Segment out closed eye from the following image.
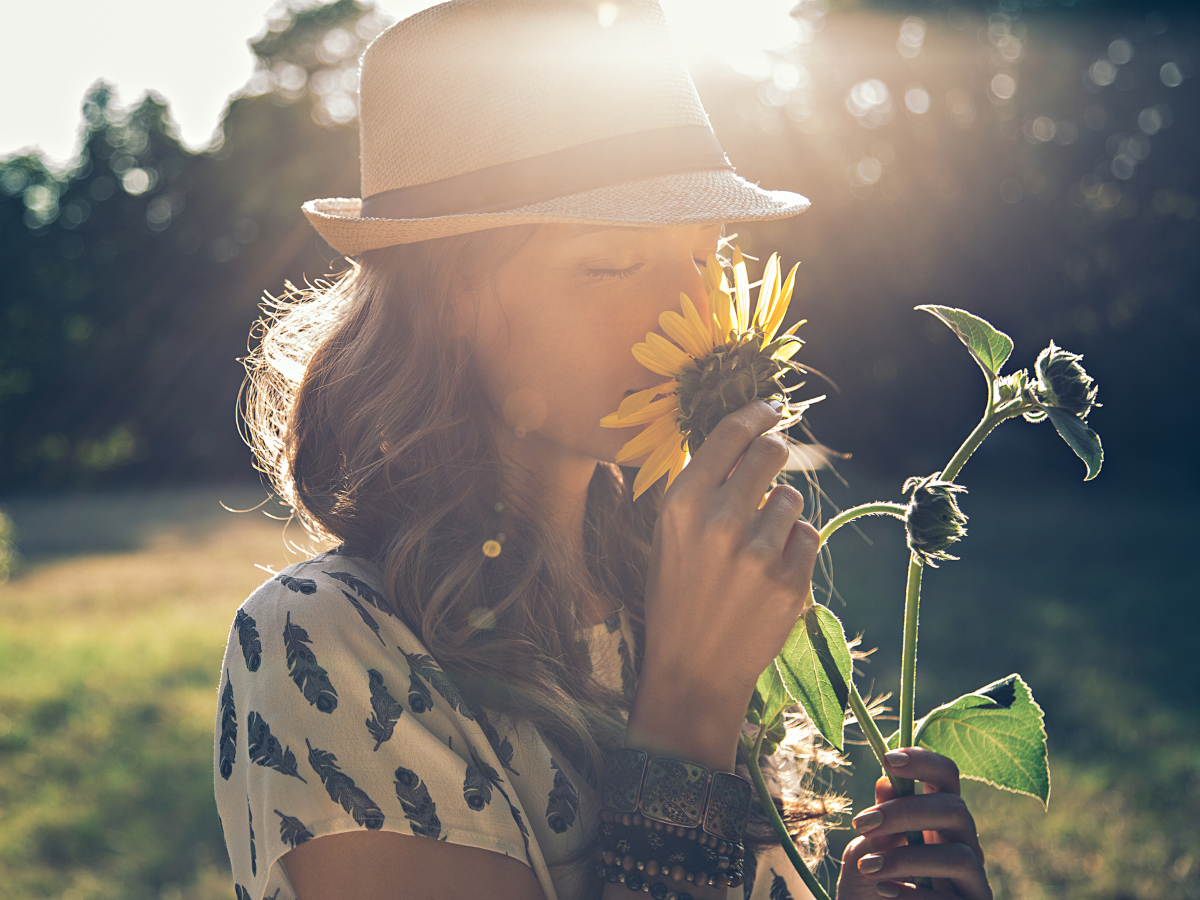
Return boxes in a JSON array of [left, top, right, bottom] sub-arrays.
[[585, 263, 644, 280]]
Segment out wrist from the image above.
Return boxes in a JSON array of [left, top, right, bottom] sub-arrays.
[[626, 665, 750, 771]]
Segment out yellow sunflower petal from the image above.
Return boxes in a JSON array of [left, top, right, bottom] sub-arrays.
[[602, 394, 679, 428], [754, 253, 780, 331], [731, 246, 751, 332], [703, 254, 726, 298], [711, 287, 734, 342], [764, 262, 800, 341], [679, 292, 715, 353], [631, 428, 682, 500], [601, 380, 677, 424], [665, 443, 689, 491], [659, 310, 710, 359], [773, 339, 803, 361], [632, 332, 691, 376], [782, 318, 807, 337], [614, 413, 680, 464]]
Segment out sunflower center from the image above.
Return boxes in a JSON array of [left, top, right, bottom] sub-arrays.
[[675, 330, 795, 454]]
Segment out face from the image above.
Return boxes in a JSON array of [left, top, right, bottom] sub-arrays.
[[458, 223, 722, 474]]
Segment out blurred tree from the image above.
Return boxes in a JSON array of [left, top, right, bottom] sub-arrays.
[[0, 0, 384, 490]]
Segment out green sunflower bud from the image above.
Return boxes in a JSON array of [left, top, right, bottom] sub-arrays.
[[902, 473, 968, 567], [1032, 340, 1099, 419], [994, 369, 1027, 405]]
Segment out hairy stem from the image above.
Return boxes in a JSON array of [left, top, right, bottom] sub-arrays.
[[847, 681, 902, 795], [817, 502, 907, 545], [896, 554, 927, 850], [742, 730, 833, 900]]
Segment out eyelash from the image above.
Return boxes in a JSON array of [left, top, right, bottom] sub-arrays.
[[584, 259, 708, 280]]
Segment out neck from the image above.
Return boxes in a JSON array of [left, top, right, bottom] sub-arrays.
[[494, 430, 616, 624]]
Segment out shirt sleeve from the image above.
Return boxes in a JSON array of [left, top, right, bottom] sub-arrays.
[[213, 558, 534, 900]]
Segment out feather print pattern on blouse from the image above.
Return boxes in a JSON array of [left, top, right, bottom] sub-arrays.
[[235, 885, 251, 900], [545, 759, 579, 834], [393, 766, 442, 839], [341, 589, 385, 645], [324, 570, 390, 612], [218, 671, 237, 780], [247, 798, 257, 876], [234, 609, 262, 672], [247, 711, 308, 782], [275, 810, 314, 849], [406, 669, 433, 713], [276, 574, 317, 594], [306, 739, 385, 829], [743, 848, 758, 900], [365, 669, 405, 751], [476, 709, 518, 775], [283, 611, 338, 713], [400, 649, 475, 721], [462, 752, 497, 811], [769, 869, 794, 900]]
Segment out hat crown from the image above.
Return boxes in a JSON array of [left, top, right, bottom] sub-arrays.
[[358, 0, 712, 198]]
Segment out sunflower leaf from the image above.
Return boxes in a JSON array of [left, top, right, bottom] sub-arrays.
[[886, 674, 1049, 806], [917, 305, 1013, 382], [776, 603, 852, 751], [1042, 407, 1103, 481]]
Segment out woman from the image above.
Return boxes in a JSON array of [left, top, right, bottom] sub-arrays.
[[215, 2, 993, 899]]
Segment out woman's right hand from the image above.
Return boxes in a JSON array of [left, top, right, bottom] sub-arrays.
[[627, 399, 820, 771]]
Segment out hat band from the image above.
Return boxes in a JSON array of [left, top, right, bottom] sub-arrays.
[[360, 124, 731, 220]]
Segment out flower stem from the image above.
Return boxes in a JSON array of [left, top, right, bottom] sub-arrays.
[[817, 502, 907, 545], [896, 554, 926, 850], [846, 680, 902, 794], [742, 730, 833, 900]]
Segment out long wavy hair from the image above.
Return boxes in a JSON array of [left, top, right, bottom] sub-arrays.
[[242, 225, 845, 871]]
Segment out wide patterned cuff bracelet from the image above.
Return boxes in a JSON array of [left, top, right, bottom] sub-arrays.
[[601, 749, 753, 843]]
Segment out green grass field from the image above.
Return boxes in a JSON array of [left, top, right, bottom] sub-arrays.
[[0, 482, 1196, 899]]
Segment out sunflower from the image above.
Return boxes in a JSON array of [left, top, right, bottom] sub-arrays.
[[601, 248, 820, 500]]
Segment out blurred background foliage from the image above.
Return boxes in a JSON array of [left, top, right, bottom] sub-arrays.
[[1, 0, 1197, 898]]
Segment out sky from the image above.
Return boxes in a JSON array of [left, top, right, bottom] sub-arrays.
[[3, 0, 803, 166]]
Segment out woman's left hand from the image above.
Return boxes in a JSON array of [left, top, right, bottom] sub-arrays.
[[837, 748, 992, 899]]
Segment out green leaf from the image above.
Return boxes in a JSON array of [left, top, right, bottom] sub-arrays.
[[1042, 406, 1103, 481], [776, 604, 853, 750], [755, 662, 790, 725], [917, 305, 1014, 381], [892, 674, 1050, 806]]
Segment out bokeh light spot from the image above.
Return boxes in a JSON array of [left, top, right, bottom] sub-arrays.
[[482, 540, 502, 558], [1107, 38, 1133, 65], [1160, 62, 1183, 87], [1089, 58, 1117, 87], [905, 85, 930, 115], [598, 2, 619, 28], [990, 73, 1016, 100]]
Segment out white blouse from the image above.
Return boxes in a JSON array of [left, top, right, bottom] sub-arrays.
[[213, 550, 814, 900]]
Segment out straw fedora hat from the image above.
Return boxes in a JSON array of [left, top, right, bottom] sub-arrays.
[[302, 0, 810, 256]]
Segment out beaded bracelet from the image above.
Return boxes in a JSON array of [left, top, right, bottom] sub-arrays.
[[594, 820, 745, 889]]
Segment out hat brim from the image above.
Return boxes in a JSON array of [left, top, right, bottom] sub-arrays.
[[302, 168, 809, 256]]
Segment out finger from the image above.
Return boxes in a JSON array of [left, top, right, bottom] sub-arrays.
[[871, 881, 992, 900], [855, 844, 991, 900], [718, 431, 792, 519], [780, 518, 820, 584], [747, 483, 808, 555], [875, 776, 896, 805], [672, 400, 782, 496], [883, 748, 961, 796], [851, 793, 980, 855]]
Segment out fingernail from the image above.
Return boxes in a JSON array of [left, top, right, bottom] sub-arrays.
[[851, 809, 883, 833], [857, 854, 884, 874], [876, 884, 901, 898], [767, 399, 783, 413], [884, 750, 910, 767]]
